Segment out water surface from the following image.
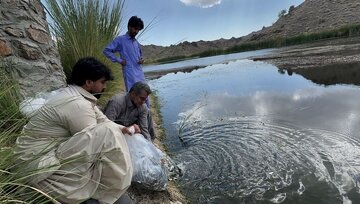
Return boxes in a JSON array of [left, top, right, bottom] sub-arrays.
[[148, 53, 360, 204]]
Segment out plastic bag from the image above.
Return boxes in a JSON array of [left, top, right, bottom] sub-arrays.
[[125, 133, 168, 191], [20, 90, 58, 117]]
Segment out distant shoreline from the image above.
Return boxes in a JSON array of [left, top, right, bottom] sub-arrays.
[[252, 36, 360, 70]]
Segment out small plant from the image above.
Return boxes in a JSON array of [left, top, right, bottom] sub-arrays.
[[278, 9, 287, 18]]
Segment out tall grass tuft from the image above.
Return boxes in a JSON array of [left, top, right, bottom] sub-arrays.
[[44, 0, 125, 81], [44, 0, 126, 105], [0, 60, 25, 146], [0, 60, 56, 203]]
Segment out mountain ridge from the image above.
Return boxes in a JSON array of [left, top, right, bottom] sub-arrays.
[[142, 0, 360, 62]]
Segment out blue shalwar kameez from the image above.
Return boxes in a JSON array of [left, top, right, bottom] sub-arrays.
[[103, 33, 145, 92]]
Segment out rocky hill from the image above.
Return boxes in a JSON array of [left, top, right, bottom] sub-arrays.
[[143, 0, 360, 62]]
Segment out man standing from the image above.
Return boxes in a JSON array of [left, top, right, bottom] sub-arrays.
[[14, 57, 134, 204], [103, 81, 155, 141], [103, 16, 145, 92]]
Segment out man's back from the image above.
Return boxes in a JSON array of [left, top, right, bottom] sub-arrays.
[[16, 85, 103, 161]]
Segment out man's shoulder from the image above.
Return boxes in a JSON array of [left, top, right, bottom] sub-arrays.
[[109, 93, 127, 104], [112, 92, 126, 99], [116, 34, 128, 41]]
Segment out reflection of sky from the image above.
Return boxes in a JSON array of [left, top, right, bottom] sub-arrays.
[[196, 89, 360, 136], [149, 58, 360, 146], [149, 57, 360, 203]]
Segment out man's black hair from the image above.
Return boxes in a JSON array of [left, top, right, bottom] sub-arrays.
[[128, 16, 144, 30], [129, 81, 152, 95], [69, 57, 114, 86]]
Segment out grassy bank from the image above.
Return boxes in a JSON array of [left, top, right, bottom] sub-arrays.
[[154, 23, 360, 64]]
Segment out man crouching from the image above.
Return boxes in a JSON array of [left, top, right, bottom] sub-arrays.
[[14, 57, 133, 203]]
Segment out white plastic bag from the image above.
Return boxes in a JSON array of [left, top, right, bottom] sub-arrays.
[[20, 90, 58, 117], [125, 133, 168, 191]]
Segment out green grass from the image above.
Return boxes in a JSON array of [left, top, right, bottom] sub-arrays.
[[44, 0, 125, 84], [44, 0, 127, 106], [154, 23, 360, 64], [0, 60, 56, 203]]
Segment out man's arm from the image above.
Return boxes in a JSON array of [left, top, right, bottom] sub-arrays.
[[103, 95, 123, 122], [103, 37, 123, 64], [138, 42, 144, 64], [138, 107, 151, 140], [64, 100, 97, 136]]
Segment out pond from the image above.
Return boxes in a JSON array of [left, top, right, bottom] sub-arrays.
[[145, 50, 360, 204]]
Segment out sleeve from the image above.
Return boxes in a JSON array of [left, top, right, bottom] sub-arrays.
[[103, 37, 123, 64], [138, 42, 143, 58], [63, 100, 97, 136], [138, 107, 151, 140], [95, 106, 111, 123], [103, 96, 123, 122]]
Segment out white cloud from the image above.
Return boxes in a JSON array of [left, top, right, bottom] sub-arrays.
[[180, 0, 221, 8]]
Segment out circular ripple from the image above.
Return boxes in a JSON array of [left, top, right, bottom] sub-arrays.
[[174, 116, 360, 203]]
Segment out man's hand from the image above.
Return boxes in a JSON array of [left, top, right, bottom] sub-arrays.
[[133, 124, 141, 134], [138, 58, 144, 64], [121, 127, 132, 135], [121, 124, 141, 135]]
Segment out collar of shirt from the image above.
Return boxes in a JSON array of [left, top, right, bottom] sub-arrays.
[[70, 85, 97, 105], [125, 33, 136, 41]]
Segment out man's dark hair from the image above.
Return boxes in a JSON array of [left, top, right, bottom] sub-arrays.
[[128, 16, 144, 30], [129, 81, 152, 95], [69, 57, 114, 86]]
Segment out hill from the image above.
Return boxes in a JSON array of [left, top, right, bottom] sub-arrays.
[[142, 0, 360, 62]]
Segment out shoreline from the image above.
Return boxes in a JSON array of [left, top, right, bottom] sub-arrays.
[[252, 36, 360, 70], [126, 93, 187, 204]]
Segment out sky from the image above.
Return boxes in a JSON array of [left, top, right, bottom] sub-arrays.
[[122, 0, 305, 46]]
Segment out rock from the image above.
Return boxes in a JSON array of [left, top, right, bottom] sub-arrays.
[[5, 27, 24, 37], [12, 39, 42, 60], [0, 39, 12, 56], [26, 25, 49, 44]]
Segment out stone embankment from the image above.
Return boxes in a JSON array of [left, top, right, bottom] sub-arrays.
[[0, 0, 66, 98]]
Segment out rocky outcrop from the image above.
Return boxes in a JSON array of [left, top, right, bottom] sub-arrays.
[[0, 0, 66, 98], [143, 0, 360, 62], [244, 0, 360, 42]]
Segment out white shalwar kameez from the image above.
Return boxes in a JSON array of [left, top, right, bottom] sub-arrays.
[[14, 85, 133, 204]]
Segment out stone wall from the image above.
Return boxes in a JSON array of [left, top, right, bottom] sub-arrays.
[[0, 0, 66, 98]]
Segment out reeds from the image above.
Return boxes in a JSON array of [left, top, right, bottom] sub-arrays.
[[44, 0, 125, 81], [0, 60, 55, 203]]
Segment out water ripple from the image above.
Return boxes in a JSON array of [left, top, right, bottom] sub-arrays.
[[175, 116, 360, 203]]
